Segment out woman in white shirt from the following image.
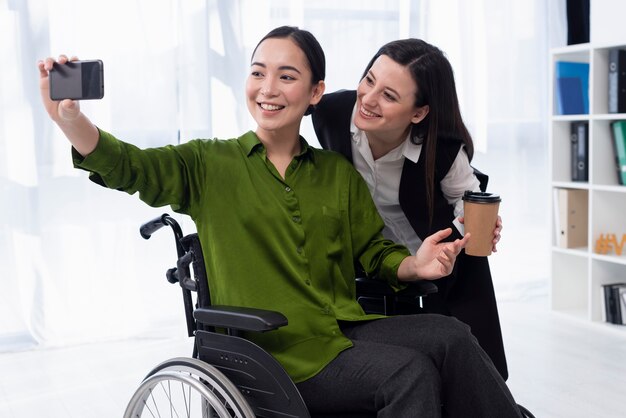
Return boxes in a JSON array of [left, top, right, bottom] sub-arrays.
[[312, 38, 508, 380]]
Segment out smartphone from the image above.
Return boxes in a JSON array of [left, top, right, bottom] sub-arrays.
[[49, 59, 104, 101]]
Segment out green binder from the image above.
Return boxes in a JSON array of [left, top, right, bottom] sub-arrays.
[[611, 120, 626, 185]]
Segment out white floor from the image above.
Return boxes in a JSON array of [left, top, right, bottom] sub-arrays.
[[500, 297, 626, 418], [0, 296, 625, 418]]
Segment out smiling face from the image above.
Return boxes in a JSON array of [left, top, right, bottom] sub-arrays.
[[246, 37, 324, 142], [355, 55, 429, 148]]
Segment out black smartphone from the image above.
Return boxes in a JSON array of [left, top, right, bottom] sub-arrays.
[[49, 59, 104, 101]]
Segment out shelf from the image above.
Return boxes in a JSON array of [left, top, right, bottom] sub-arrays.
[[590, 113, 626, 120], [592, 185, 626, 193], [551, 181, 590, 189], [551, 43, 590, 55], [550, 40, 626, 327], [591, 253, 626, 265], [552, 246, 589, 256], [551, 114, 591, 121]]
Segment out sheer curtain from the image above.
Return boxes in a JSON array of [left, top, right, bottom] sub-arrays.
[[0, 0, 559, 350], [413, 0, 567, 298]]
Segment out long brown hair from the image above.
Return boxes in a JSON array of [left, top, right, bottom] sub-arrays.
[[361, 39, 473, 225]]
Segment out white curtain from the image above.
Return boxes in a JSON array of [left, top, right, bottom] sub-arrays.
[[0, 0, 561, 350], [411, 0, 567, 297]]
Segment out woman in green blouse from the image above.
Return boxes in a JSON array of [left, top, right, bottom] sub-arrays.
[[38, 26, 521, 418]]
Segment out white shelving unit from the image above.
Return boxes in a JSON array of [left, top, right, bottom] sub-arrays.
[[549, 42, 626, 325]]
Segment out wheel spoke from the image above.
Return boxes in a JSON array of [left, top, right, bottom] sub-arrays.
[[125, 359, 254, 418], [187, 380, 192, 418], [157, 380, 181, 418], [141, 387, 159, 418]]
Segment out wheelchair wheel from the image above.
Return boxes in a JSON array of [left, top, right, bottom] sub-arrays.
[[124, 357, 255, 418]]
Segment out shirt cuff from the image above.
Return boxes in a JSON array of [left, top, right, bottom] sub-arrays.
[[379, 250, 410, 291], [72, 128, 122, 184], [72, 128, 121, 171]]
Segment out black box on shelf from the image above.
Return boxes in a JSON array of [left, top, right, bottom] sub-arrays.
[[608, 48, 626, 114], [570, 121, 588, 181]]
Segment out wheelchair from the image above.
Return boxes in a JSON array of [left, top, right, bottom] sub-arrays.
[[123, 213, 437, 418], [124, 213, 535, 418]]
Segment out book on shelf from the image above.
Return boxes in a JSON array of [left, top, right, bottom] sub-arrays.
[[608, 48, 626, 114], [602, 283, 626, 325], [570, 121, 588, 181], [610, 120, 626, 185], [620, 287, 626, 325], [553, 188, 588, 248], [555, 61, 589, 115]]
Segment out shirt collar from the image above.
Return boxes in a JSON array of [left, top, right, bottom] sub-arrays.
[[239, 131, 315, 162], [349, 104, 420, 163]]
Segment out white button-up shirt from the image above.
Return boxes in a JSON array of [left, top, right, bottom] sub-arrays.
[[349, 107, 480, 254]]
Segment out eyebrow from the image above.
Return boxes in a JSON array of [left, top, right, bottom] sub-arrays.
[[251, 62, 302, 74], [367, 70, 401, 98]]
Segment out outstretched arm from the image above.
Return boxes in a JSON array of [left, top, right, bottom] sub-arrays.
[[38, 55, 99, 156], [397, 228, 470, 281]]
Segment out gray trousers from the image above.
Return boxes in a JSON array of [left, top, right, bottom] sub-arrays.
[[296, 314, 521, 418]]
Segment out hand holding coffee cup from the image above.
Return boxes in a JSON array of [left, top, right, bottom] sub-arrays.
[[462, 191, 502, 256]]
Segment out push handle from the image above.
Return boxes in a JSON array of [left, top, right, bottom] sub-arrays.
[[139, 213, 195, 338], [139, 214, 170, 239]]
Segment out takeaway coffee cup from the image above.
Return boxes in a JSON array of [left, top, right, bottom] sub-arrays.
[[462, 191, 501, 256]]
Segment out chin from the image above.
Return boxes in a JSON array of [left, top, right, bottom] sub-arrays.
[[354, 116, 377, 131]]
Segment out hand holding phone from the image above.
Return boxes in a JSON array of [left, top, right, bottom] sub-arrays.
[[49, 59, 104, 101]]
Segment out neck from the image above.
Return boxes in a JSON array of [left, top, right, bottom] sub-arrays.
[[257, 127, 301, 158], [256, 126, 302, 179], [365, 127, 410, 160]]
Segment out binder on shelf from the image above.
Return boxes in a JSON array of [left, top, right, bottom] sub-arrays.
[[620, 287, 626, 325], [570, 121, 588, 181], [608, 48, 626, 114], [610, 120, 626, 185], [554, 188, 588, 248], [602, 284, 615, 323], [602, 283, 626, 325], [555, 61, 589, 115]]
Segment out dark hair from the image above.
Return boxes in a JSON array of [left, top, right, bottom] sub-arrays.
[[252, 26, 325, 116], [361, 39, 474, 225]]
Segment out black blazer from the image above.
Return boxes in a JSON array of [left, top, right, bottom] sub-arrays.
[[312, 90, 508, 380]]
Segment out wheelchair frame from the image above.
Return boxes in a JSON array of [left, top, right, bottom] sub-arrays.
[[122, 213, 465, 418]]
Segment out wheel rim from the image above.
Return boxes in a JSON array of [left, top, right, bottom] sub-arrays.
[[145, 357, 254, 417], [125, 369, 249, 418]]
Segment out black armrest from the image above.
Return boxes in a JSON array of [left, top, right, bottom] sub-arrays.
[[193, 305, 288, 332], [356, 277, 438, 297]]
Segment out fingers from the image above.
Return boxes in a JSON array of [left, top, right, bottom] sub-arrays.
[[492, 215, 502, 246], [457, 232, 470, 250], [437, 235, 469, 274], [492, 224, 501, 252], [436, 254, 453, 275], [437, 245, 458, 275], [61, 98, 78, 111], [425, 227, 453, 245], [38, 54, 82, 121], [39, 55, 79, 73]]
